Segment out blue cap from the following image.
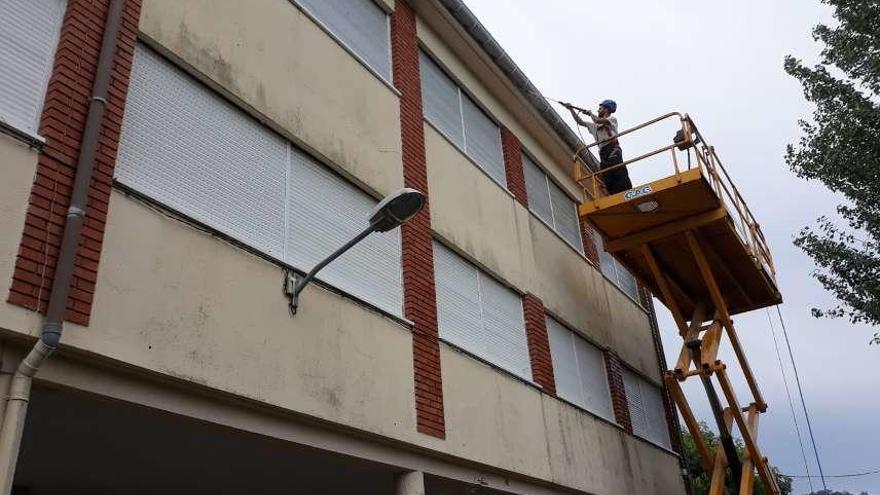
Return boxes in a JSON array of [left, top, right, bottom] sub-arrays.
[[600, 99, 617, 113]]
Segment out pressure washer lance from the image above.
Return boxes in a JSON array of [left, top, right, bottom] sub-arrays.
[[547, 97, 591, 115], [524, 87, 592, 115]]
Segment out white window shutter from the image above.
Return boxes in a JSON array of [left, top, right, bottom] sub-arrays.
[[592, 229, 640, 300], [623, 368, 648, 438], [616, 263, 640, 301], [461, 95, 505, 186], [549, 181, 584, 252], [117, 45, 403, 316], [116, 47, 289, 258], [622, 368, 670, 447], [548, 317, 613, 419], [420, 52, 464, 148], [573, 335, 613, 418], [522, 154, 553, 226], [286, 149, 402, 316], [297, 0, 392, 80], [434, 242, 483, 342], [642, 380, 672, 448], [478, 270, 530, 379], [434, 243, 531, 380], [547, 318, 585, 407], [0, 0, 66, 135], [592, 229, 618, 280]]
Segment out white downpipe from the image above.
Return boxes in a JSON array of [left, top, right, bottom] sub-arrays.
[[0, 341, 52, 493]]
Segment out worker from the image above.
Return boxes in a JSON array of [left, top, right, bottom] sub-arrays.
[[564, 99, 633, 194]]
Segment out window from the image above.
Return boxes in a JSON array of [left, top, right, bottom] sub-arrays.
[[296, 0, 392, 81], [433, 242, 531, 380], [622, 368, 671, 448], [116, 45, 403, 316], [522, 153, 584, 251], [0, 0, 66, 136], [547, 317, 613, 419], [419, 51, 505, 186], [593, 230, 640, 301]]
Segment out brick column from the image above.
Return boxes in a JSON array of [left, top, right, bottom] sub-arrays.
[[501, 127, 527, 207], [391, 0, 445, 439], [579, 215, 601, 268], [604, 351, 633, 433], [522, 294, 555, 395], [7, 0, 143, 326]]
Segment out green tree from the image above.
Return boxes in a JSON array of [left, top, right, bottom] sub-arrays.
[[784, 0, 880, 345], [681, 422, 793, 495]]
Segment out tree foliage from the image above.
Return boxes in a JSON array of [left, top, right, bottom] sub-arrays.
[[681, 422, 792, 495], [784, 0, 880, 345]]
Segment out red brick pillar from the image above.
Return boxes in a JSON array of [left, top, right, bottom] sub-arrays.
[[579, 215, 601, 268], [7, 0, 143, 325], [391, 0, 445, 439], [522, 294, 555, 395], [501, 127, 527, 207], [604, 351, 633, 433]]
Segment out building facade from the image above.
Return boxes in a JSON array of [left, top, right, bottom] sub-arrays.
[[0, 0, 687, 493]]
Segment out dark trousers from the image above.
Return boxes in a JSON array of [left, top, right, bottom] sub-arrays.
[[599, 145, 632, 194]]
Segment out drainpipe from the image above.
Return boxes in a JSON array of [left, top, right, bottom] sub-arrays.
[[0, 0, 125, 491]]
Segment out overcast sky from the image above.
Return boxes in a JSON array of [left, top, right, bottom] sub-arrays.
[[462, 1, 879, 493]]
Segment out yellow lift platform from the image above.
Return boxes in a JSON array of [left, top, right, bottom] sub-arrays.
[[572, 113, 782, 495]]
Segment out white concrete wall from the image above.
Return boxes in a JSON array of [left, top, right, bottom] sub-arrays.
[[0, 135, 43, 336], [441, 343, 685, 495], [0, 0, 679, 491], [0, 182, 678, 494]]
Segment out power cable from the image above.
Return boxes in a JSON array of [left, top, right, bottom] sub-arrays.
[[766, 309, 814, 493], [775, 305, 828, 491], [783, 468, 880, 479]]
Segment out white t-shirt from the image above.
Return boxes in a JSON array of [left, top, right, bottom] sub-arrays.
[[584, 116, 618, 147]]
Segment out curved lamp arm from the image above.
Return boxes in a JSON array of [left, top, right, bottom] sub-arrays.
[[285, 188, 425, 316], [287, 224, 377, 315]]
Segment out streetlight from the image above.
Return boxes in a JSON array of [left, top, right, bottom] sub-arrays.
[[286, 187, 426, 314]]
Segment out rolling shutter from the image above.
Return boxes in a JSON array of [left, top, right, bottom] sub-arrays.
[[297, 0, 391, 81], [593, 229, 640, 301], [623, 368, 671, 448], [434, 242, 531, 380], [117, 45, 402, 316], [549, 181, 584, 251], [286, 149, 402, 316], [547, 318, 581, 405], [116, 47, 289, 258], [622, 368, 648, 437], [420, 51, 464, 148], [524, 153, 583, 252], [420, 50, 504, 186], [547, 317, 613, 419], [461, 94, 505, 186], [616, 268, 640, 301], [0, 0, 66, 135], [523, 154, 553, 225], [642, 380, 672, 447]]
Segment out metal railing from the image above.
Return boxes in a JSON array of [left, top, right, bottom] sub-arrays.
[[571, 113, 776, 280]]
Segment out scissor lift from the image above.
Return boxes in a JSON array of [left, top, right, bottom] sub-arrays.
[[572, 113, 782, 495]]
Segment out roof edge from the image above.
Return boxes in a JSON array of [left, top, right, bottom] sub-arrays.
[[435, 0, 598, 171]]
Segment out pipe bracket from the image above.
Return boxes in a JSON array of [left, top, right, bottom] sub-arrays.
[[67, 206, 85, 219]]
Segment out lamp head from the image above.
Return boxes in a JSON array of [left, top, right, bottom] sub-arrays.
[[369, 188, 426, 232]]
